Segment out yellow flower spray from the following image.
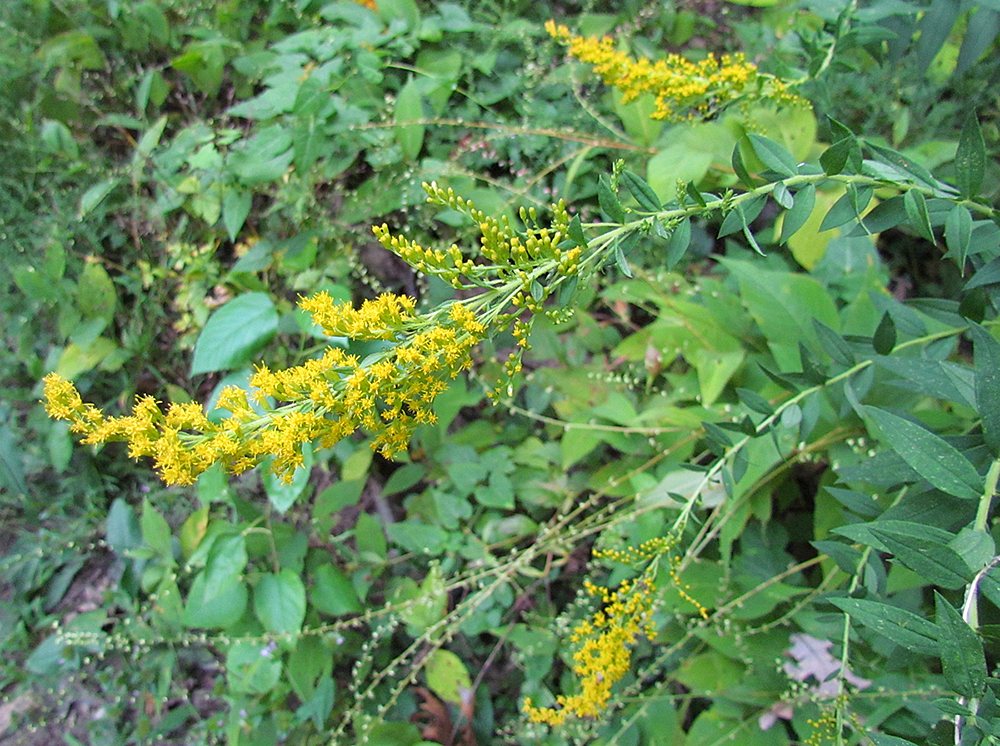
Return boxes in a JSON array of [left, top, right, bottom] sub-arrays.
[[43, 184, 594, 485], [524, 537, 709, 725], [546, 20, 803, 121]]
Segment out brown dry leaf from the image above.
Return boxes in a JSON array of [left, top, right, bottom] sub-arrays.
[[410, 687, 478, 746]]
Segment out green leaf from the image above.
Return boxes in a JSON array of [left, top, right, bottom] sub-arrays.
[[622, 170, 662, 211], [425, 649, 472, 705], [77, 260, 117, 324], [614, 238, 632, 278], [0, 423, 28, 498], [666, 217, 691, 270], [78, 178, 119, 218], [567, 215, 587, 247], [226, 639, 282, 694], [935, 592, 987, 697], [872, 311, 896, 355], [736, 388, 773, 416], [598, 174, 625, 223], [903, 189, 935, 243], [747, 133, 798, 177], [829, 597, 938, 655], [730, 139, 755, 188], [311, 564, 363, 615], [222, 188, 252, 242], [141, 499, 173, 560], [395, 77, 425, 161], [971, 324, 1000, 457], [191, 293, 279, 375], [956, 9, 1000, 76], [255, 569, 306, 636], [869, 735, 920, 746], [183, 570, 247, 629], [685, 182, 707, 207], [955, 112, 986, 199], [296, 675, 335, 730], [771, 181, 793, 210], [869, 523, 969, 589], [813, 320, 854, 366], [916, 0, 961, 74], [820, 138, 854, 176], [944, 205, 972, 270], [864, 141, 937, 189], [863, 407, 983, 500], [262, 444, 313, 512]]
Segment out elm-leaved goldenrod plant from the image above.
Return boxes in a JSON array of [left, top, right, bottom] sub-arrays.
[[28, 7, 1000, 746]]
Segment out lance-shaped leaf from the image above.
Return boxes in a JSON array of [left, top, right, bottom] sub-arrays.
[[971, 323, 1000, 457], [598, 174, 625, 223], [935, 592, 987, 698], [829, 597, 939, 655], [869, 522, 970, 589], [622, 170, 662, 211], [955, 112, 985, 199], [863, 407, 983, 500]]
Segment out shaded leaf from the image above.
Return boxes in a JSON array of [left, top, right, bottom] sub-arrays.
[[935, 592, 987, 698], [971, 323, 1000, 457], [829, 597, 938, 655], [955, 112, 986, 199], [622, 170, 662, 211], [863, 407, 983, 500]]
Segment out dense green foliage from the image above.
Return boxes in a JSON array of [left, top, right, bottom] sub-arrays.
[[3, 0, 1000, 744]]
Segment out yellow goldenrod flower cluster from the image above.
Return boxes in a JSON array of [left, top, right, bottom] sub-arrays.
[[42, 184, 592, 486], [43, 298, 485, 485], [524, 575, 659, 725], [596, 537, 710, 619], [546, 20, 803, 122]]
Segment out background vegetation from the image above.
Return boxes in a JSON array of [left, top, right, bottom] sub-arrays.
[[2, 0, 1000, 744]]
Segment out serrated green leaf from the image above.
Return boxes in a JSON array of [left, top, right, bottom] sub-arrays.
[[955, 112, 986, 199], [829, 597, 938, 655], [935, 592, 986, 698], [666, 217, 691, 270], [622, 170, 662, 211], [971, 323, 1000, 457], [191, 293, 278, 375], [747, 133, 798, 177], [598, 174, 625, 223], [864, 407, 983, 500]]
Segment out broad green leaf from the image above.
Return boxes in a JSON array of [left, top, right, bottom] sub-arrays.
[[311, 564, 363, 615], [718, 195, 765, 237], [864, 407, 983, 500], [141, 499, 173, 560], [227, 639, 282, 694], [222, 188, 252, 242], [191, 293, 279, 375], [829, 597, 938, 655], [567, 215, 587, 247], [971, 323, 1000, 457], [395, 77, 425, 161], [955, 112, 986, 198], [77, 260, 117, 324], [180, 504, 209, 559], [916, 0, 961, 73], [106, 498, 141, 554], [935, 592, 986, 697], [869, 523, 969, 589], [622, 170, 661, 211], [747, 133, 798, 177], [296, 675, 335, 731], [425, 649, 472, 705], [0, 422, 28, 498], [821, 138, 854, 176], [183, 570, 247, 629], [598, 174, 625, 223], [255, 569, 306, 636], [772, 181, 793, 209]]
